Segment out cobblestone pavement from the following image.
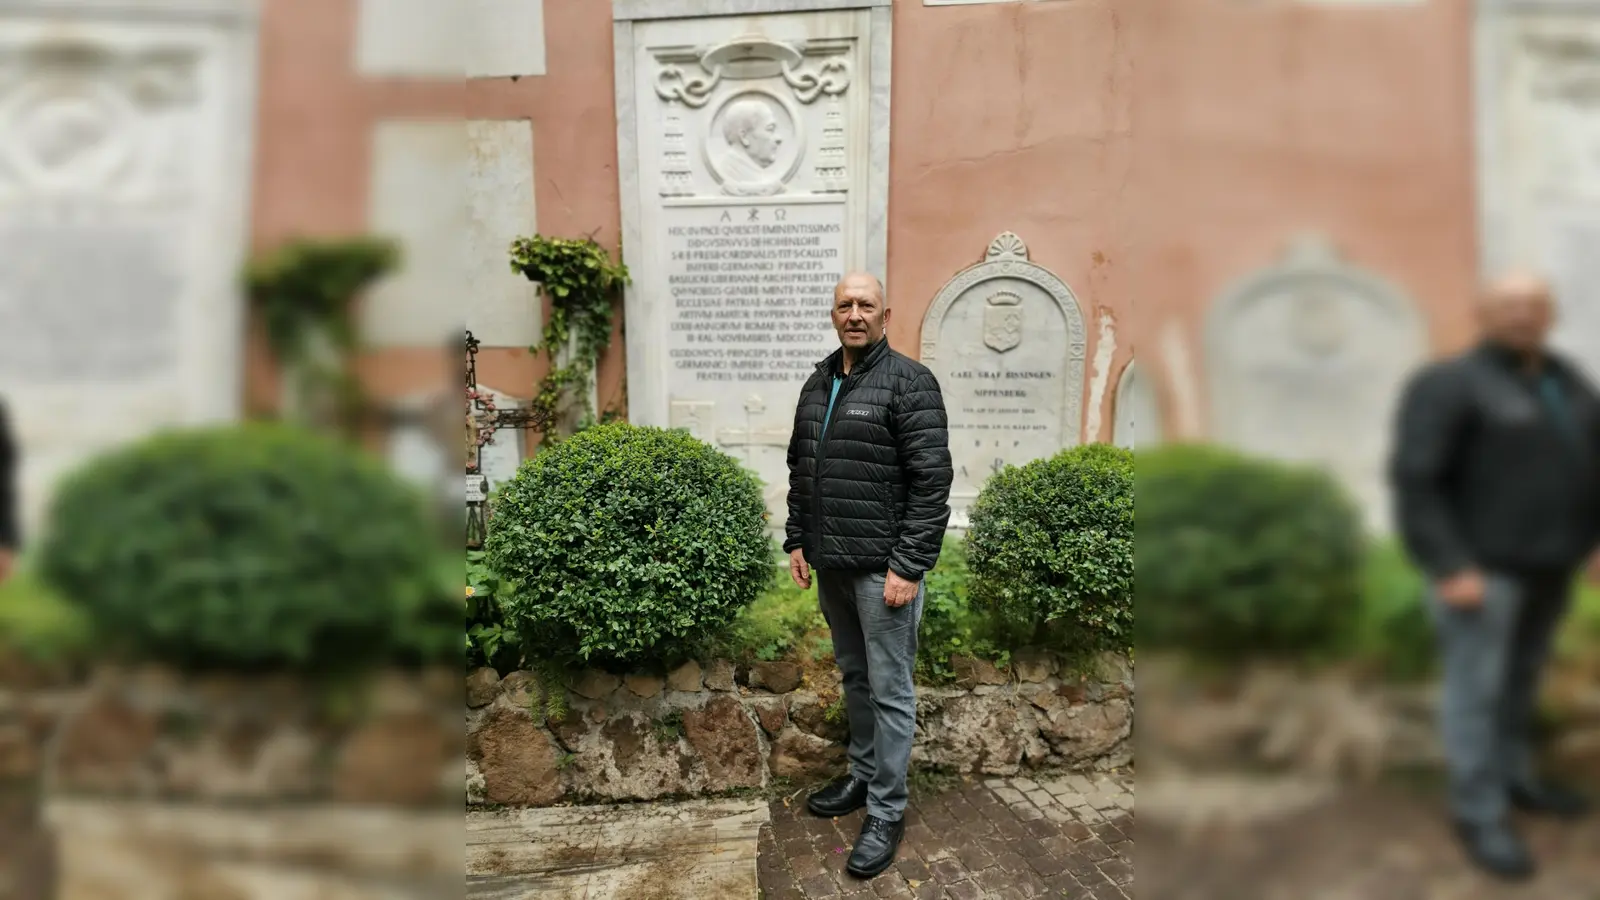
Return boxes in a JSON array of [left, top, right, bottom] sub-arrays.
[[757, 772, 1134, 899], [1139, 775, 1600, 900]]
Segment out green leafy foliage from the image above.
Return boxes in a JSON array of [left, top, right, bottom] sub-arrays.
[[966, 443, 1134, 655], [485, 423, 772, 668], [508, 235, 630, 442], [0, 566, 91, 663], [1351, 538, 1436, 681], [699, 550, 822, 664], [1352, 538, 1600, 679], [466, 549, 523, 673], [244, 237, 399, 363], [1135, 443, 1364, 660], [915, 534, 1006, 684], [35, 423, 456, 672], [245, 237, 399, 433], [1562, 578, 1600, 662]]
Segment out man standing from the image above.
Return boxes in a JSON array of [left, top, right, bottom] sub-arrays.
[[784, 272, 953, 879], [1389, 271, 1598, 881]]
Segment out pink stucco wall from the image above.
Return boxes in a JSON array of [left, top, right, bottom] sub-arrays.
[[249, 0, 1478, 446]]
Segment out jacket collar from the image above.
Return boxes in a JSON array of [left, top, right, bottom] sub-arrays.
[[818, 335, 891, 379], [1475, 339, 1565, 380]]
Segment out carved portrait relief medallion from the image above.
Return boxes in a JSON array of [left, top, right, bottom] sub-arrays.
[[705, 89, 802, 197]]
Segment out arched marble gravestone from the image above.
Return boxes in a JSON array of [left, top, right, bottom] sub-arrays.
[[614, 2, 893, 538], [922, 232, 1088, 527], [1203, 235, 1426, 533], [1113, 360, 1162, 450]]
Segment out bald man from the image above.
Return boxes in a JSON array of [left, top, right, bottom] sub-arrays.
[[1389, 272, 1600, 880], [784, 272, 953, 879]]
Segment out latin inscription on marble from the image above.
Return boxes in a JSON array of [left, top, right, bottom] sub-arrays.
[[921, 233, 1087, 526], [0, 9, 255, 538], [619, 5, 889, 532], [663, 202, 846, 386], [0, 214, 181, 382]]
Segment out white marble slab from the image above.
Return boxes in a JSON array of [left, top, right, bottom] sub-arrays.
[[1203, 235, 1425, 533], [361, 119, 467, 348], [355, 0, 463, 78], [1476, 1, 1600, 383], [466, 0, 547, 79], [0, 1, 258, 539], [466, 119, 540, 348], [613, 3, 892, 532], [1113, 360, 1160, 450], [922, 232, 1088, 527]]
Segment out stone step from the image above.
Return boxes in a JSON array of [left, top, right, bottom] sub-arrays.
[[467, 798, 769, 900]]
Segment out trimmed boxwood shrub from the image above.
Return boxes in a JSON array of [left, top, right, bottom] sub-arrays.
[[485, 422, 772, 668], [35, 423, 454, 671], [1135, 443, 1364, 659], [966, 443, 1134, 655]]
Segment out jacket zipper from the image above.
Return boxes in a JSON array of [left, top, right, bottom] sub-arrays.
[[813, 368, 857, 557]]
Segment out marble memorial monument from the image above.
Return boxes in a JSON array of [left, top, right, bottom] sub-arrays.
[[612, 0, 892, 532], [1203, 234, 1425, 533], [921, 232, 1089, 527]]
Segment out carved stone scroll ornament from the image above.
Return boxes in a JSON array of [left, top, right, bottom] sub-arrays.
[[654, 36, 852, 108]]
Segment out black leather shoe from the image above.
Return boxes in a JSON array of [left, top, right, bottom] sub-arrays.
[[1453, 819, 1535, 881], [806, 774, 869, 818], [1510, 781, 1591, 818], [846, 814, 905, 878]]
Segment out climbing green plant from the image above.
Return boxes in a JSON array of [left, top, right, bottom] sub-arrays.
[[244, 237, 400, 432], [508, 235, 630, 443]]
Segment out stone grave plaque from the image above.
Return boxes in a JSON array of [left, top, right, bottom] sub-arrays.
[[1203, 235, 1425, 533], [1479, 11, 1600, 382], [614, 1, 892, 533], [921, 232, 1087, 527], [0, 4, 257, 535], [1113, 361, 1160, 450]]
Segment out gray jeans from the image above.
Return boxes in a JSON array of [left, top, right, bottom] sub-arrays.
[[1430, 569, 1574, 825], [816, 568, 925, 822]]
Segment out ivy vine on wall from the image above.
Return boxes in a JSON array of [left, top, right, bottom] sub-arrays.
[[508, 235, 630, 442]]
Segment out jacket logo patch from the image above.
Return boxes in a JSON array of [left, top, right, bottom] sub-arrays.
[[845, 408, 872, 417]]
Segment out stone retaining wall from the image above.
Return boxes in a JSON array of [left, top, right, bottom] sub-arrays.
[[466, 652, 1135, 807], [1, 658, 462, 899]]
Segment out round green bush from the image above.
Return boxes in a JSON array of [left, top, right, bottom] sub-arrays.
[[485, 422, 772, 668], [36, 423, 453, 671], [1135, 443, 1364, 659], [966, 443, 1134, 655]]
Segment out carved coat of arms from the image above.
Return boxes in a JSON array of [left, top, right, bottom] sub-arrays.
[[982, 290, 1024, 353]]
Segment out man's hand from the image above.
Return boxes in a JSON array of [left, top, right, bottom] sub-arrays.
[[884, 569, 919, 607], [789, 549, 811, 590], [1435, 568, 1486, 609], [0, 548, 13, 585]]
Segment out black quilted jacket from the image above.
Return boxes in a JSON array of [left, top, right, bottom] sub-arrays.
[[0, 400, 16, 550], [783, 336, 954, 580]]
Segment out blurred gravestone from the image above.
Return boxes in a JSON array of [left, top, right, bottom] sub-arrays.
[[1203, 234, 1425, 533], [0, 0, 258, 536], [1113, 361, 1160, 450], [1476, 6, 1600, 383]]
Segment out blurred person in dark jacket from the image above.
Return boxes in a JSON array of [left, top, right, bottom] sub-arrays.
[[1389, 271, 1599, 881], [0, 399, 15, 584]]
